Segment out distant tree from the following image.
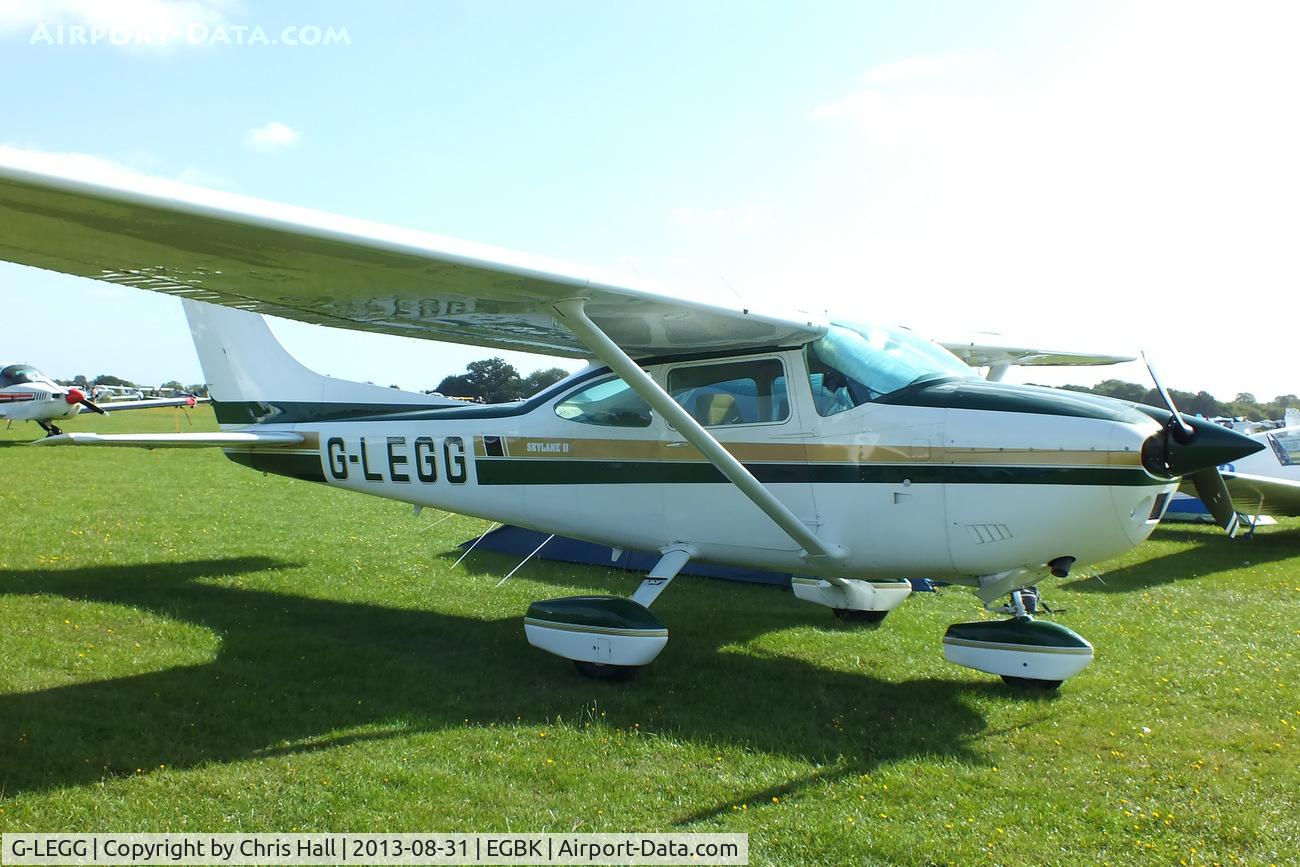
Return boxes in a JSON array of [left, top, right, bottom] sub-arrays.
[[186, 383, 209, 397], [437, 357, 524, 403], [1226, 393, 1265, 421], [1264, 394, 1299, 419], [93, 374, 133, 387], [1038, 379, 1289, 422], [72, 374, 89, 388], [1184, 391, 1221, 418], [160, 380, 185, 391], [1089, 379, 1148, 403], [521, 367, 570, 396], [435, 373, 474, 398]]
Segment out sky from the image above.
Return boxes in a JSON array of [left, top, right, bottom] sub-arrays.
[[1, 1, 1297, 399]]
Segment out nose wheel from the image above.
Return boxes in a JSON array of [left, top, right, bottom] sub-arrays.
[[1001, 674, 1063, 690], [831, 607, 889, 626], [943, 589, 1094, 689], [36, 420, 64, 437], [572, 660, 641, 681]]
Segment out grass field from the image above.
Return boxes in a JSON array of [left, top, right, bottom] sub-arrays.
[[1, 407, 1296, 866]]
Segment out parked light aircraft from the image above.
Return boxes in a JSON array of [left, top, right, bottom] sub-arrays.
[[0, 154, 1263, 689], [0, 362, 200, 438], [1182, 423, 1300, 523]]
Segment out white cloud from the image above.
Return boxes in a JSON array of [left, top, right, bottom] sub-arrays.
[[0, 0, 231, 43], [790, 3, 1300, 399], [0, 143, 155, 185], [0, 143, 226, 190], [861, 53, 985, 85], [243, 121, 300, 153], [671, 204, 771, 232], [176, 165, 229, 187]]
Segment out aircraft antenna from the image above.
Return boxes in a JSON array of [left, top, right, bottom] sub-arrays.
[[453, 521, 499, 568], [496, 534, 556, 587], [720, 275, 745, 303], [418, 510, 458, 532]]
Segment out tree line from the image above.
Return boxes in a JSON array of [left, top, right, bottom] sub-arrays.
[[1056, 379, 1298, 421], [54, 358, 570, 404]]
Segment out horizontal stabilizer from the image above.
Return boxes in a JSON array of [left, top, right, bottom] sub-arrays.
[[31, 431, 304, 449], [95, 397, 206, 412]]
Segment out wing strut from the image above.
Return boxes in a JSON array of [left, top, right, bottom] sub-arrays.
[[552, 299, 849, 571]]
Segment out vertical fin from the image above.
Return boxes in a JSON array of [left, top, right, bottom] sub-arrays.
[[181, 299, 460, 419]]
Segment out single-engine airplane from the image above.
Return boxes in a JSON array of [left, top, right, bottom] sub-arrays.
[[0, 153, 1263, 689], [0, 361, 201, 438]]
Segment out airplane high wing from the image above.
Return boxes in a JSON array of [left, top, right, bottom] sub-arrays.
[[1219, 472, 1300, 516], [938, 335, 1134, 381], [0, 150, 824, 359]]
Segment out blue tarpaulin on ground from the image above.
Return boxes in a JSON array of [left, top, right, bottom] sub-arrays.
[[461, 525, 937, 591]]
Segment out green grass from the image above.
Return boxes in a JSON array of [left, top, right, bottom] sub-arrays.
[[1, 408, 1297, 865]]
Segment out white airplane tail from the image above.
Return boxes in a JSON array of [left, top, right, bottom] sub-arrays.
[[182, 299, 459, 425]]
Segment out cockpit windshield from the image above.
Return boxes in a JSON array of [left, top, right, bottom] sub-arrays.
[[805, 323, 975, 416], [0, 364, 51, 388]]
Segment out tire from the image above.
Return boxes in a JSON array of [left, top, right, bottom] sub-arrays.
[[831, 608, 888, 625], [1000, 675, 1063, 691], [572, 660, 640, 681]]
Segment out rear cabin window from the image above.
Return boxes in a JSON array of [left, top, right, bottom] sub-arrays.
[[667, 359, 789, 427], [554, 377, 653, 428]]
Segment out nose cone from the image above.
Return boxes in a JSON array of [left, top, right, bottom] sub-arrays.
[[1143, 416, 1264, 477]]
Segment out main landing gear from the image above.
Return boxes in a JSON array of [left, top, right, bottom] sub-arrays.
[[523, 545, 692, 680], [791, 576, 912, 626], [943, 587, 1093, 691]]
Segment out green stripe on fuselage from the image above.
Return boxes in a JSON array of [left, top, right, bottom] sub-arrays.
[[474, 459, 1162, 487], [224, 450, 326, 482]]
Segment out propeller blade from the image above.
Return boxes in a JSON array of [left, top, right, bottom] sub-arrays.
[[1188, 467, 1241, 538], [1142, 351, 1195, 444], [79, 398, 107, 415]]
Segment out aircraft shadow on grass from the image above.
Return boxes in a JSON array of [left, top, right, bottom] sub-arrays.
[[1064, 525, 1300, 594], [0, 557, 1001, 810]]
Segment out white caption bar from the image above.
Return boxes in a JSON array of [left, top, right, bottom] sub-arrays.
[[1, 834, 748, 865]]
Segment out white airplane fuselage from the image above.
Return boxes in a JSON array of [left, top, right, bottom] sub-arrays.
[[218, 348, 1176, 584], [0, 377, 81, 423]]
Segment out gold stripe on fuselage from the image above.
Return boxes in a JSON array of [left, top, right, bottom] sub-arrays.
[[473, 436, 1142, 467]]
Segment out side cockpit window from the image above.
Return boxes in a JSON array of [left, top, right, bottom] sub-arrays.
[[805, 323, 974, 417], [554, 377, 653, 427], [667, 359, 789, 427]]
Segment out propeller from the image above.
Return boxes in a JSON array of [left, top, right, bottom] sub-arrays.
[[1141, 352, 1243, 537], [63, 387, 107, 416], [1142, 352, 1195, 444]]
